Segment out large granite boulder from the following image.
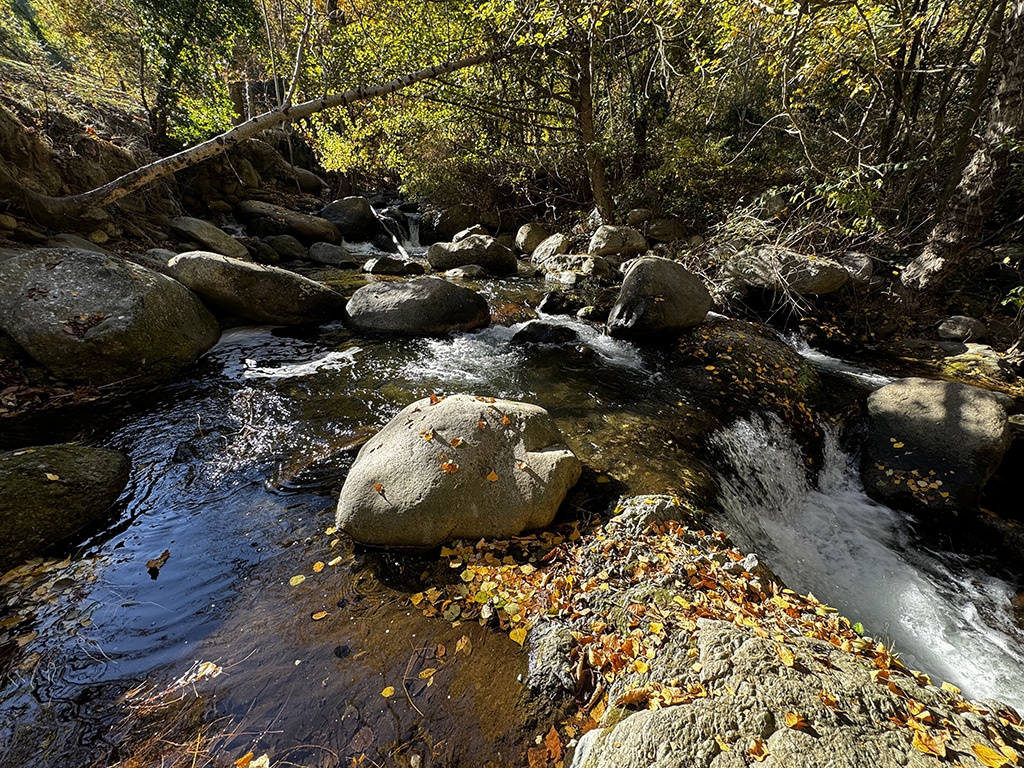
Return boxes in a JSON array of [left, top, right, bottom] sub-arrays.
[[426, 235, 518, 275], [607, 256, 711, 340], [588, 226, 648, 264], [515, 223, 551, 254], [336, 394, 581, 547], [0, 445, 131, 571], [435, 203, 480, 240], [235, 200, 341, 244], [861, 377, 1011, 517], [538, 254, 613, 284], [532, 233, 572, 265], [726, 245, 849, 295], [166, 251, 345, 326], [0, 248, 220, 386], [308, 242, 361, 268], [344, 276, 489, 335], [168, 216, 250, 260], [319, 196, 395, 251]]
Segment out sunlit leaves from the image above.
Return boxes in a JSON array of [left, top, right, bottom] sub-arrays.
[[289, 574, 306, 586], [381, 686, 395, 697]]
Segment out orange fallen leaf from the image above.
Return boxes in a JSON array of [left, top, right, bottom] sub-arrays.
[[373, 483, 384, 495], [312, 561, 325, 573], [477, 420, 487, 429], [487, 469, 499, 482], [450, 437, 464, 447], [502, 415, 510, 425], [235, 752, 254, 768], [441, 461, 459, 473], [972, 744, 1011, 767], [748, 738, 770, 762], [311, 610, 328, 621], [911, 728, 949, 758], [615, 687, 655, 708], [429, 393, 443, 405], [544, 726, 563, 762], [819, 690, 839, 709], [527, 746, 547, 768], [784, 712, 811, 732]]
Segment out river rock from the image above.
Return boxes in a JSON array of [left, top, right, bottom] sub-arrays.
[[539, 254, 613, 284], [588, 226, 648, 264], [169, 216, 250, 260], [607, 256, 711, 340], [861, 377, 1011, 516], [644, 217, 686, 243], [938, 315, 987, 342], [308, 241, 360, 268], [344, 276, 490, 335], [0, 248, 220, 386], [445, 264, 488, 280], [726, 245, 849, 295], [840, 252, 873, 287], [362, 256, 424, 276], [319, 197, 393, 248], [572, 618, 1007, 768], [625, 208, 653, 226], [435, 203, 480, 239], [166, 251, 345, 326], [336, 394, 582, 547], [235, 200, 341, 244], [453, 224, 489, 242], [516, 223, 551, 254], [0, 444, 131, 571], [511, 321, 582, 345], [427, 235, 518, 275], [532, 233, 572, 265], [263, 234, 307, 260]]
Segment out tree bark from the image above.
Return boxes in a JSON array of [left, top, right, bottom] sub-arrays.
[[7, 50, 507, 226], [575, 45, 615, 225], [901, 1, 1024, 295]]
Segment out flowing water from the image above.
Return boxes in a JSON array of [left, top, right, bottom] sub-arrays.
[[1, 287, 1022, 767]]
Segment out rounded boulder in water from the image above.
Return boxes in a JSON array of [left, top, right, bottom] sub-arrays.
[[336, 395, 582, 547], [607, 256, 711, 340]]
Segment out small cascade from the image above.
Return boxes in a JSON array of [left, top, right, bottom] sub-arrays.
[[712, 415, 1024, 710]]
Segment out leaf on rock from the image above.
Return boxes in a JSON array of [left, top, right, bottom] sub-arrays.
[[373, 483, 385, 495], [441, 461, 459, 474], [44, 473, 59, 481], [381, 686, 395, 698], [748, 738, 770, 762], [487, 469, 499, 482], [527, 746, 547, 768], [714, 735, 731, 752], [784, 712, 811, 732], [972, 744, 1011, 768], [509, 627, 527, 646], [418, 668, 436, 679], [776, 645, 795, 668], [911, 729, 949, 758], [544, 726, 563, 762], [450, 437, 464, 447], [289, 574, 306, 586]]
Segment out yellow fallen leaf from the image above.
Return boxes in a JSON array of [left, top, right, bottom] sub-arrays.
[[381, 686, 395, 698], [714, 735, 731, 751], [312, 561, 325, 573], [410, 592, 425, 607], [45, 473, 59, 481], [418, 668, 436, 679], [912, 729, 948, 758], [784, 712, 811, 732], [509, 627, 527, 645], [325, 526, 337, 535], [456, 635, 472, 655], [235, 752, 254, 768], [633, 659, 649, 674], [972, 744, 1011, 768], [289, 574, 305, 586], [311, 611, 328, 621], [776, 645, 795, 667], [941, 681, 961, 695], [327, 556, 342, 567], [749, 738, 770, 762]]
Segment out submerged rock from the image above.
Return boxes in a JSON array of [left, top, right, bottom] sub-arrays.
[[861, 377, 1010, 517], [0, 248, 220, 386], [511, 321, 582, 345], [0, 445, 130, 571], [344, 276, 490, 335], [336, 394, 581, 547], [607, 256, 711, 340], [166, 251, 345, 326]]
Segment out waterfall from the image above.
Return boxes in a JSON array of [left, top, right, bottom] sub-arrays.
[[712, 415, 1024, 710]]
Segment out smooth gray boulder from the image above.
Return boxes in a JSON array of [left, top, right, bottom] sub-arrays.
[[588, 226, 648, 263], [453, 224, 489, 242], [308, 241, 360, 268], [263, 234, 306, 260], [515, 223, 551, 254], [336, 394, 581, 547], [0, 248, 220, 386], [166, 251, 345, 326], [539, 254, 612, 284], [319, 197, 391, 246], [607, 256, 711, 340], [435, 203, 479, 239], [0, 444, 131, 571], [235, 200, 340, 244], [344, 276, 489, 335], [938, 315, 987, 342], [169, 216, 250, 260], [445, 264, 488, 279], [861, 377, 1010, 516], [532, 233, 571, 265], [363, 256, 423, 275], [727, 245, 849, 295], [427, 235, 518, 275]]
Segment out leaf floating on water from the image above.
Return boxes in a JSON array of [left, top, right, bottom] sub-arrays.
[[509, 627, 527, 646], [486, 469, 499, 482], [327, 556, 342, 567], [311, 611, 328, 621], [381, 686, 395, 698], [289, 574, 306, 586], [44, 473, 59, 481], [418, 668, 436, 679], [312, 561, 325, 573], [325, 526, 337, 536], [146, 549, 170, 571], [235, 752, 254, 768]]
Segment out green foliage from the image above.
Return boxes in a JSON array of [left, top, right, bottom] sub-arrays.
[[168, 89, 238, 146]]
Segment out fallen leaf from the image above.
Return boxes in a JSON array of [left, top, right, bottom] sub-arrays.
[[527, 746, 547, 768], [784, 712, 811, 732], [911, 729, 949, 758], [714, 735, 731, 751], [615, 687, 655, 708], [311, 611, 328, 621], [748, 738, 770, 762], [418, 668, 436, 679], [381, 686, 395, 698], [487, 469, 499, 482], [456, 635, 472, 655], [312, 561, 325, 573], [373, 483, 385, 495], [441, 461, 459, 473], [146, 550, 170, 571], [235, 752, 254, 768], [327, 556, 342, 566], [632, 659, 649, 674], [972, 744, 1011, 768], [941, 681, 961, 695], [776, 645, 795, 667], [250, 756, 270, 768], [289, 574, 306, 586], [509, 627, 527, 645], [44, 473, 59, 481], [819, 690, 839, 709], [450, 437, 464, 447], [477, 420, 487, 430], [502, 415, 510, 425], [544, 726, 563, 762]]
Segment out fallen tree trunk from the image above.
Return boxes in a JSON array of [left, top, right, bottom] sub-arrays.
[[6, 49, 505, 226]]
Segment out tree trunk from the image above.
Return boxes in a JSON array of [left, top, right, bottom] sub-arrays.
[[575, 45, 615, 225], [5, 50, 508, 227], [901, 1, 1024, 295]]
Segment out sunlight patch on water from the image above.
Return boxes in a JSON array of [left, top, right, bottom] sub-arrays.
[[713, 416, 1024, 711], [401, 326, 528, 397], [242, 347, 361, 379], [785, 334, 893, 387]]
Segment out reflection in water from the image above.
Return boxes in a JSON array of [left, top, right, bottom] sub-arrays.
[[713, 416, 1024, 710]]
